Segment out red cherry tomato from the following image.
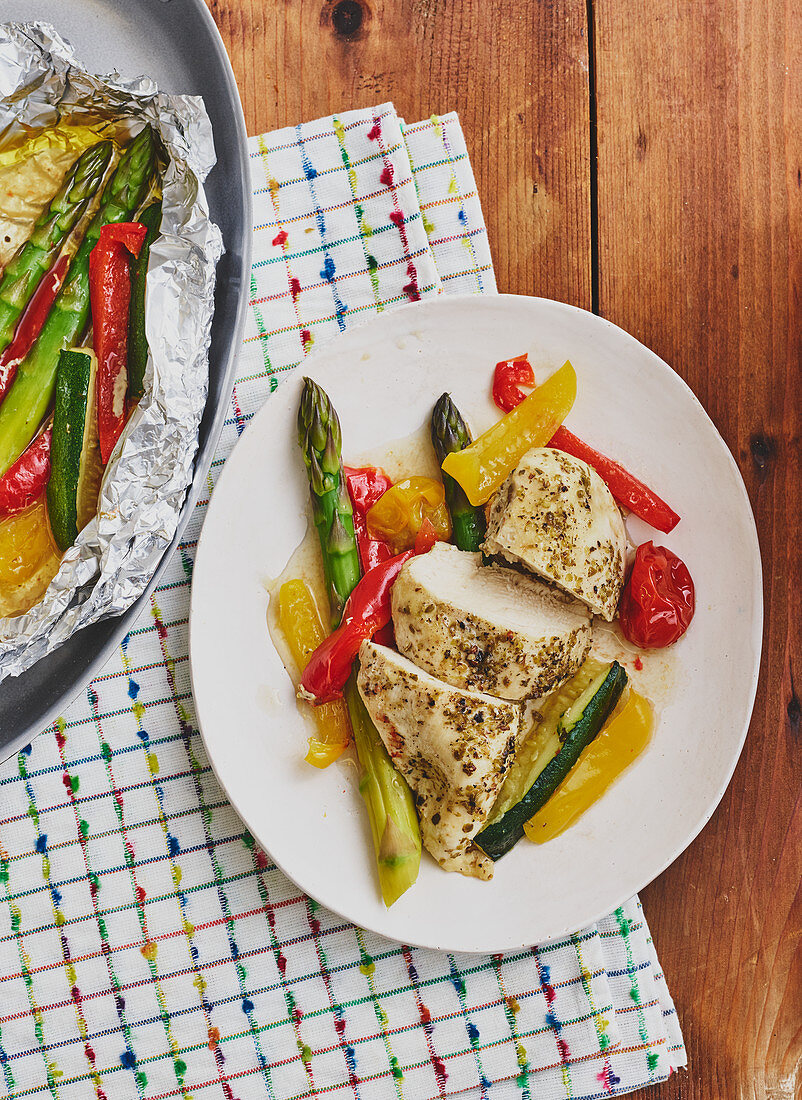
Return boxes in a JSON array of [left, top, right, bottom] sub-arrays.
[[619, 541, 695, 649]]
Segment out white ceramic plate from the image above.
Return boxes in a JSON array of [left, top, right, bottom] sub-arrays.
[[189, 295, 762, 953]]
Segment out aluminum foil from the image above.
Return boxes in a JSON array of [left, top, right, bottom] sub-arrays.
[[0, 22, 223, 681]]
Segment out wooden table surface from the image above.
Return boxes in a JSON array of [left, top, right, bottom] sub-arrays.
[[205, 2, 801, 1096]]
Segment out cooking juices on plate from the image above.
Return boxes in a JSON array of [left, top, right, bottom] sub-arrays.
[[0, 123, 162, 616], [273, 356, 695, 905]]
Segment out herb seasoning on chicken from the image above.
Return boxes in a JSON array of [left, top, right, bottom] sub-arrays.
[[357, 639, 522, 879], [392, 542, 591, 700], [483, 447, 628, 620]]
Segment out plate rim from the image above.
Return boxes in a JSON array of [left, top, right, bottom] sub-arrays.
[[189, 292, 764, 952]]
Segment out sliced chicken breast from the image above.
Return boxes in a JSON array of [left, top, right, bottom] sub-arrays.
[[392, 542, 591, 701], [483, 447, 627, 620], [357, 640, 521, 879]]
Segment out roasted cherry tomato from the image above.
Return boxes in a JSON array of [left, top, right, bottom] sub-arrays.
[[618, 541, 695, 648], [366, 476, 451, 553], [492, 355, 535, 412]]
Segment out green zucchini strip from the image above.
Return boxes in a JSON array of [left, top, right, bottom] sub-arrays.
[[476, 659, 628, 861]]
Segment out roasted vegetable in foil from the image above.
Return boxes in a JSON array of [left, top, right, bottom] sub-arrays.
[[0, 23, 222, 683]]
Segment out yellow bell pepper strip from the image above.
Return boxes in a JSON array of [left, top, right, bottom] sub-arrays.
[[0, 125, 105, 169], [441, 360, 577, 506], [366, 476, 451, 553], [0, 493, 61, 618], [523, 690, 653, 844], [277, 578, 351, 768]]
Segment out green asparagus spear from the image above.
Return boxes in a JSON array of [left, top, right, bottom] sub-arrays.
[[0, 126, 157, 476], [0, 140, 114, 355], [297, 376, 421, 905], [127, 200, 162, 399], [430, 392, 487, 551], [297, 377, 361, 629]]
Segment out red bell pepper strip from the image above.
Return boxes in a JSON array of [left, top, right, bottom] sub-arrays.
[[300, 520, 438, 704], [0, 422, 52, 518], [548, 426, 680, 533], [373, 621, 396, 649], [0, 254, 70, 404], [90, 222, 147, 464], [492, 355, 536, 412], [344, 465, 394, 572], [490, 353, 680, 533]]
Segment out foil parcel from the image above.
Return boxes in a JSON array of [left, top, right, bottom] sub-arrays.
[[0, 22, 223, 683]]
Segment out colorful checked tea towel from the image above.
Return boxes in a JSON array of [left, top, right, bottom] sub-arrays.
[[0, 103, 687, 1100]]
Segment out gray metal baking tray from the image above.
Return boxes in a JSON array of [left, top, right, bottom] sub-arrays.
[[0, 0, 251, 757]]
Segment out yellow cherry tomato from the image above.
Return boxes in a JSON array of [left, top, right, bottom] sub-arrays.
[[365, 477, 451, 553], [277, 579, 351, 767], [0, 493, 61, 618], [441, 360, 577, 506], [524, 690, 654, 844]]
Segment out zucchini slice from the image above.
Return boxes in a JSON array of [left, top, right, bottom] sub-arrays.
[[476, 659, 628, 860], [47, 348, 103, 551]]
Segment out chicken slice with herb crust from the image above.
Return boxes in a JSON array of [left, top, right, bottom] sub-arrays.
[[483, 447, 628, 620], [357, 640, 521, 879], [392, 543, 591, 701]]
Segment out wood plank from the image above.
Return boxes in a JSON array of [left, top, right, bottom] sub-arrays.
[[205, 0, 592, 307], [594, 1, 801, 1096]]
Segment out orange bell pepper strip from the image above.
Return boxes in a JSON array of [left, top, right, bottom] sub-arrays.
[[441, 360, 577, 506]]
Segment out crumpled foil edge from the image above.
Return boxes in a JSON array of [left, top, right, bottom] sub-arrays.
[[0, 21, 224, 681]]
